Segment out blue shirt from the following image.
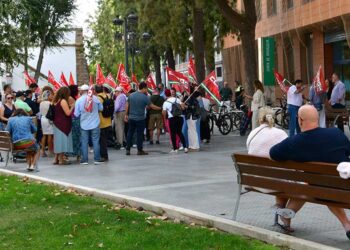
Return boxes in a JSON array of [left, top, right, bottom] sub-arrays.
[[114, 93, 127, 112], [128, 91, 150, 121], [330, 80, 346, 106], [7, 116, 36, 142], [270, 127, 350, 164], [309, 86, 326, 110], [74, 94, 103, 130]]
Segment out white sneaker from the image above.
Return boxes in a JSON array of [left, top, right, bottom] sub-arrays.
[[120, 147, 125, 150], [132, 144, 137, 148], [80, 162, 88, 165], [184, 148, 188, 153], [178, 146, 184, 151], [169, 150, 178, 154], [89, 148, 93, 153]]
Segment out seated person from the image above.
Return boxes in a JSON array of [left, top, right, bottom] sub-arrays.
[[270, 105, 350, 239], [247, 107, 288, 156], [7, 109, 39, 171]]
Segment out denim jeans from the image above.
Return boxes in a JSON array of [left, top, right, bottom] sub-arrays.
[[126, 119, 145, 151], [288, 104, 301, 136], [81, 127, 101, 163], [182, 116, 189, 147]]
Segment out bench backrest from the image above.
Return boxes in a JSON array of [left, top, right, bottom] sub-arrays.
[[0, 131, 12, 151], [232, 153, 350, 208]]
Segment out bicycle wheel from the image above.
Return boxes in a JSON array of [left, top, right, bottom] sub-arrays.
[[218, 114, 233, 135], [282, 111, 290, 129], [232, 112, 244, 130], [275, 109, 283, 127], [208, 115, 215, 134]]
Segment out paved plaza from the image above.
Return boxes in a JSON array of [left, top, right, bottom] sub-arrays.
[[2, 131, 350, 249]]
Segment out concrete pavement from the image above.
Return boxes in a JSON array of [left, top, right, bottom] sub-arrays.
[[2, 131, 350, 249]]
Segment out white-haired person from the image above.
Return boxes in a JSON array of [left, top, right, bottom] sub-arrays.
[[246, 107, 288, 214]]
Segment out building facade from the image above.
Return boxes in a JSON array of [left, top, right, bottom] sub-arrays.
[[0, 28, 89, 91], [223, 0, 350, 100]]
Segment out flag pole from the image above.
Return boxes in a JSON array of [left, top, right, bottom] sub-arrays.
[[199, 83, 221, 106]]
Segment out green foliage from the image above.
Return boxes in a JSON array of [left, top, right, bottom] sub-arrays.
[[0, 175, 277, 250]]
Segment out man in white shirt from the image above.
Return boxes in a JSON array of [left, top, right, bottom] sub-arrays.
[[287, 79, 305, 136]]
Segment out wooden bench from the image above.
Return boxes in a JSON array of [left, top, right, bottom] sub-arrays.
[[0, 131, 13, 167], [325, 106, 349, 128], [231, 153, 350, 221]]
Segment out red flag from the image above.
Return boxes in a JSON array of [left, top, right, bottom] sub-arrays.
[[96, 64, 105, 85], [166, 67, 190, 93], [69, 72, 75, 85], [201, 71, 221, 102], [312, 65, 327, 95], [23, 71, 36, 86], [188, 57, 197, 84], [84, 85, 94, 112], [116, 64, 130, 84], [132, 73, 139, 87], [273, 70, 290, 93], [89, 74, 94, 86], [145, 73, 156, 90], [48, 71, 61, 90], [105, 73, 117, 89], [60, 72, 69, 86], [119, 82, 132, 94]]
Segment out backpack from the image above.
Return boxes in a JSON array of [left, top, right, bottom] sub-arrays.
[[168, 98, 182, 117], [100, 95, 114, 118], [45, 104, 55, 121]]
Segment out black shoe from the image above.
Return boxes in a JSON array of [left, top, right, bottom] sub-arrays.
[[101, 157, 109, 162], [346, 231, 350, 240], [126, 150, 130, 156], [137, 150, 148, 156], [156, 140, 160, 144], [115, 144, 121, 150], [149, 141, 154, 145]]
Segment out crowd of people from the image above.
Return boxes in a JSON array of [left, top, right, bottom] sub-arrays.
[[2, 81, 212, 170]]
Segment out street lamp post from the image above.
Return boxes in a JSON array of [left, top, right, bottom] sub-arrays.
[[113, 14, 151, 76]]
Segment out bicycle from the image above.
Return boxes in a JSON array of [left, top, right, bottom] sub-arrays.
[[274, 97, 289, 129], [208, 103, 233, 135]]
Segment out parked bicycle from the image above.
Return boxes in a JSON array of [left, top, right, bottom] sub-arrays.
[[274, 97, 289, 129], [208, 103, 233, 135]]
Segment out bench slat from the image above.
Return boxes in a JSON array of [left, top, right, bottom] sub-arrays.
[[239, 164, 350, 191], [233, 154, 339, 175], [241, 175, 350, 205]]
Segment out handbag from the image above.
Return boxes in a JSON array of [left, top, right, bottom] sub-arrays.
[[46, 104, 55, 121]]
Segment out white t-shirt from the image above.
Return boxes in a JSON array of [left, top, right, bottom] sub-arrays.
[[287, 85, 303, 106], [202, 97, 210, 111], [246, 124, 288, 157], [251, 89, 265, 111], [162, 97, 181, 119]]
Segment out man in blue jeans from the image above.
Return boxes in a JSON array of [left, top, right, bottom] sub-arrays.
[[287, 79, 305, 136], [329, 73, 346, 131], [124, 82, 161, 155], [74, 84, 103, 165]]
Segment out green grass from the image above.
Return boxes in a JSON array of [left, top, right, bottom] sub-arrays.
[[0, 175, 277, 250]]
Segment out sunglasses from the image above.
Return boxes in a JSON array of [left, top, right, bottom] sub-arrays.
[[6, 97, 13, 100]]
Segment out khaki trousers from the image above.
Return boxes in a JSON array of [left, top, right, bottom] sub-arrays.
[[114, 111, 125, 146]]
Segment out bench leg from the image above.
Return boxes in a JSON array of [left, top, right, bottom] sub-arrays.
[[5, 151, 9, 168], [232, 183, 242, 220]]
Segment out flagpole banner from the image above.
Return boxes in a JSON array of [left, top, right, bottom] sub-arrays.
[[200, 83, 221, 105], [96, 64, 106, 85], [312, 65, 327, 95], [201, 71, 221, 104], [145, 73, 156, 90], [273, 70, 290, 93], [188, 57, 197, 84], [60, 72, 69, 86], [116, 64, 131, 93], [69, 72, 75, 85], [166, 67, 190, 93]]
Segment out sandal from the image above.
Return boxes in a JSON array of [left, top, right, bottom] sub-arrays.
[[276, 221, 294, 233], [59, 160, 71, 165]]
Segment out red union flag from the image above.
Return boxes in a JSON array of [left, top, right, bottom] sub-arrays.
[[48, 71, 61, 90], [274, 70, 290, 93], [119, 81, 131, 94], [312, 65, 327, 95], [23, 71, 36, 86], [166, 67, 190, 93], [60, 72, 69, 86], [84, 85, 94, 112], [69, 72, 75, 85], [201, 71, 221, 103], [116, 64, 130, 84], [132, 73, 139, 87], [145, 73, 156, 90], [105, 73, 117, 89], [188, 57, 197, 84], [96, 64, 105, 85]]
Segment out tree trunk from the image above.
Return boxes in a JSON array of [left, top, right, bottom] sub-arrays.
[[142, 52, 150, 78], [165, 46, 175, 70], [240, 29, 257, 96], [192, 1, 206, 84], [34, 41, 46, 82], [152, 50, 162, 84], [205, 49, 215, 73]]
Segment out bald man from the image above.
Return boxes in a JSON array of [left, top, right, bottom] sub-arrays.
[[270, 105, 350, 238]]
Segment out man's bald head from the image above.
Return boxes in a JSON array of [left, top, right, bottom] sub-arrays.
[[298, 105, 319, 132]]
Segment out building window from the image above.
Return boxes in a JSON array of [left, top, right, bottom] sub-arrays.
[[255, 0, 262, 21], [267, 0, 277, 17], [302, 0, 313, 4], [216, 67, 222, 78], [282, 0, 293, 12]]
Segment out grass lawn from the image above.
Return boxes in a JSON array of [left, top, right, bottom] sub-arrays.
[[0, 175, 277, 249]]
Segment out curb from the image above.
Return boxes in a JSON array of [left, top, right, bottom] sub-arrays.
[[0, 168, 339, 250]]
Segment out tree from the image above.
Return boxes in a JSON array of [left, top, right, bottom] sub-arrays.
[[25, 0, 76, 81], [215, 0, 257, 95]]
